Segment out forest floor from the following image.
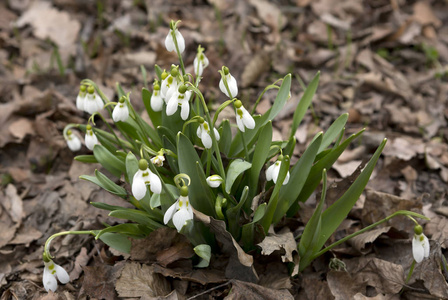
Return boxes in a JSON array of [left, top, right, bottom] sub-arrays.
[[1, 0, 448, 299]]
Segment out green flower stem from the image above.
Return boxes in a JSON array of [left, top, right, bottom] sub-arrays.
[[250, 81, 282, 115], [95, 112, 126, 150], [405, 260, 416, 284], [310, 210, 429, 260], [206, 149, 212, 177], [144, 152, 177, 202], [126, 95, 155, 149], [241, 132, 250, 161], [44, 230, 97, 259], [187, 84, 226, 182], [171, 29, 186, 76], [63, 123, 80, 139]]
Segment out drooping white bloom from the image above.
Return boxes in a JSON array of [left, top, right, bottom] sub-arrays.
[[84, 125, 99, 151], [196, 120, 220, 149], [164, 195, 193, 232], [76, 85, 87, 111], [161, 74, 179, 104], [234, 100, 255, 132], [266, 157, 290, 185], [165, 28, 185, 54], [132, 159, 162, 200], [219, 68, 238, 98], [42, 260, 69, 292], [84, 86, 103, 115], [412, 225, 430, 263], [194, 52, 209, 76], [150, 86, 164, 112], [65, 129, 81, 152], [206, 175, 223, 188], [166, 85, 191, 120], [112, 97, 129, 122], [151, 153, 165, 167]]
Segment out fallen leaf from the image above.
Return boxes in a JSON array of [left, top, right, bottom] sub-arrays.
[[257, 228, 298, 264], [193, 209, 258, 282], [248, 0, 287, 31], [156, 241, 195, 267], [152, 263, 226, 285], [115, 262, 171, 298], [8, 225, 42, 245], [225, 279, 294, 300], [8, 118, 35, 141], [70, 247, 90, 281], [425, 216, 448, 249], [240, 52, 271, 88], [80, 261, 123, 299], [348, 226, 391, 254], [130, 227, 181, 261], [413, 1, 441, 27]]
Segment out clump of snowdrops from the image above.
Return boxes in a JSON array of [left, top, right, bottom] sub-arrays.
[[42, 20, 430, 292]]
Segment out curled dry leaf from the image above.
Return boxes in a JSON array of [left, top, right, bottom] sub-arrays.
[[348, 226, 391, 254], [225, 280, 294, 300], [257, 229, 298, 264], [193, 208, 258, 282]]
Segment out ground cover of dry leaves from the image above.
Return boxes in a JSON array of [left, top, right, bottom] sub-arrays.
[[1, 0, 448, 299]]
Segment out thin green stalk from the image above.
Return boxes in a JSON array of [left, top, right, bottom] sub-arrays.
[[44, 230, 96, 259], [96, 113, 126, 150], [171, 29, 186, 75], [405, 260, 416, 284], [250, 81, 281, 115], [241, 132, 250, 161], [311, 210, 429, 260], [206, 149, 212, 177]]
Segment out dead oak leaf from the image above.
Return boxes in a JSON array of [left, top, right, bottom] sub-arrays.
[[257, 229, 298, 264], [80, 262, 123, 300]]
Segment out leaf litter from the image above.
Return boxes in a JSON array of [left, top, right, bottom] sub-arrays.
[[1, 0, 448, 298]]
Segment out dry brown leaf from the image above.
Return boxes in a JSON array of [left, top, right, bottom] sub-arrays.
[[130, 227, 180, 261], [15, 1, 80, 52], [248, 0, 287, 31], [156, 241, 195, 267], [115, 262, 171, 298], [425, 216, 448, 248], [348, 226, 391, 254], [413, 1, 442, 28], [240, 52, 271, 88], [152, 263, 226, 285], [382, 137, 425, 161], [333, 160, 362, 178], [327, 271, 361, 300], [80, 261, 123, 299], [4, 184, 23, 224], [70, 247, 90, 281], [8, 225, 42, 246], [299, 274, 333, 299], [354, 258, 404, 294], [8, 118, 35, 142], [225, 280, 294, 300], [257, 228, 297, 264]]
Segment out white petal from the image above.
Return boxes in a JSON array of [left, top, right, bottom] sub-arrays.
[[242, 107, 255, 129], [85, 132, 98, 151], [175, 30, 185, 54], [151, 92, 164, 112], [412, 236, 425, 263], [196, 125, 203, 138], [283, 171, 290, 185], [43, 267, 58, 292], [67, 136, 81, 151], [272, 163, 281, 184], [423, 235, 430, 258], [193, 57, 203, 76], [213, 128, 220, 141], [172, 207, 193, 231], [161, 76, 171, 97], [132, 171, 147, 200], [266, 164, 275, 181], [55, 264, 69, 284], [236, 115, 245, 132], [164, 201, 178, 224], [166, 97, 178, 116], [95, 95, 104, 111], [113, 105, 129, 122], [219, 78, 229, 98], [148, 172, 162, 194], [201, 131, 212, 149], [206, 175, 222, 188], [227, 74, 238, 98], [165, 30, 175, 52], [180, 99, 190, 120], [76, 95, 85, 110]]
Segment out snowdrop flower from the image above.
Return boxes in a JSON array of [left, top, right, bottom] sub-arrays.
[[166, 84, 192, 120], [234, 100, 255, 132], [206, 175, 223, 188], [65, 129, 81, 152], [412, 225, 430, 263], [164, 186, 193, 232], [76, 85, 87, 111], [196, 119, 220, 149], [165, 21, 185, 54], [42, 259, 69, 292], [112, 96, 129, 122], [151, 152, 165, 167], [219, 67, 238, 98], [150, 84, 164, 112], [132, 159, 162, 200], [194, 47, 209, 76], [161, 69, 180, 104], [84, 86, 103, 115], [84, 125, 99, 150], [266, 155, 290, 185]]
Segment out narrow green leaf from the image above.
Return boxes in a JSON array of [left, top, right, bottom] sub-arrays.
[[109, 209, 163, 230], [225, 159, 252, 194], [125, 152, 139, 186], [194, 244, 211, 268], [268, 74, 292, 121], [318, 113, 348, 153], [90, 202, 124, 211], [93, 144, 125, 177], [218, 119, 232, 157], [96, 223, 147, 239], [289, 72, 320, 140], [74, 155, 98, 163], [99, 232, 131, 254]]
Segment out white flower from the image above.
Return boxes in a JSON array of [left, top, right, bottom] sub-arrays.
[[219, 68, 238, 98], [234, 100, 255, 132], [412, 226, 430, 263], [164, 195, 193, 232], [76, 85, 86, 111], [161, 74, 179, 104], [65, 129, 81, 152], [165, 28, 185, 54], [84, 125, 99, 150], [151, 154, 165, 167], [112, 97, 129, 122], [196, 121, 220, 149], [166, 85, 191, 120], [194, 52, 209, 76], [150, 87, 164, 112], [206, 175, 223, 188], [43, 260, 69, 292], [132, 159, 162, 200], [266, 157, 290, 185], [84, 86, 103, 115]]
